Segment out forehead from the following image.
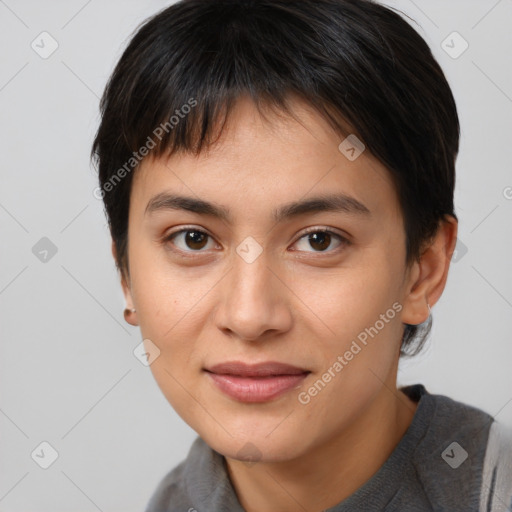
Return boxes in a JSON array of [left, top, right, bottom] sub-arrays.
[[130, 97, 400, 224]]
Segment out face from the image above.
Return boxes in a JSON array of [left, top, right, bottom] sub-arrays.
[[121, 97, 421, 462]]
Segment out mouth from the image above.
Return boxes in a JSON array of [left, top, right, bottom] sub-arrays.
[[204, 361, 311, 403]]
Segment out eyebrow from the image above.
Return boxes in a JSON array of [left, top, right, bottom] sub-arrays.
[[145, 192, 371, 222]]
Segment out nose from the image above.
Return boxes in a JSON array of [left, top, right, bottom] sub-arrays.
[[214, 248, 293, 342]]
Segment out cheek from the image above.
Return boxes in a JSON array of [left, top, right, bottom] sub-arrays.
[[128, 249, 219, 372], [292, 260, 403, 351], [294, 273, 403, 437], [129, 244, 211, 336], [131, 264, 207, 422]]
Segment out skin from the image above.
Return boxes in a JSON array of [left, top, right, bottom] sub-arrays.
[[116, 96, 458, 512]]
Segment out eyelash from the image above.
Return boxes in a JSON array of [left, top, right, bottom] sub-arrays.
[[162, 225, 350, 257]]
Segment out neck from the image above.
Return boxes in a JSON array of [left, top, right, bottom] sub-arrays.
[[225, 384, 418, 512]]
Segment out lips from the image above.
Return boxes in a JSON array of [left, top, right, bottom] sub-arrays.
[[206, 361, 309, 377], [204, 361, 310, 402]]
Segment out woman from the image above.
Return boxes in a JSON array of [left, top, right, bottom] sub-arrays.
[[91, 0, 512, 510]]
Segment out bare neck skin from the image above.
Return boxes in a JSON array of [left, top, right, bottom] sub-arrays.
[[225, 379, 418, 512]]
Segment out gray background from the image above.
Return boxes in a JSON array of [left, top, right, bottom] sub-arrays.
[[1, 0, 511, 510]]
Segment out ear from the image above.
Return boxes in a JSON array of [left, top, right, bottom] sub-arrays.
[[401, 215, 458, 325], [111, 240, 138, 326]]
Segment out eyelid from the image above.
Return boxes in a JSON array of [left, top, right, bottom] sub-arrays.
[[297, 225, 350, 240], [164, 225, 212, 239], [163, 225, 217, 250]]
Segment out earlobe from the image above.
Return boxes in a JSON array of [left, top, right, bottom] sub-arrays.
[[401, 261, 430, 326], [401, 216, 458, 325], [121, 279, 138, 326], [123, 307, 138, 326], [121, 278, 138, 326], [111, 240, 138, 326]]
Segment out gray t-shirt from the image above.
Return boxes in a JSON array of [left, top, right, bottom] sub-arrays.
[[145, 384, 512, 511]]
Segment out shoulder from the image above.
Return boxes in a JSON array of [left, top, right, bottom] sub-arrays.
[[407, 386, 505, 510], [144, 451, 190, 512], [144, 436, 244, 512], [479, 420, 512, 511], [144, 436, 212, 512]]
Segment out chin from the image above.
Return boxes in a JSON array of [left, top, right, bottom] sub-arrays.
[[195, 416, 311, 463]]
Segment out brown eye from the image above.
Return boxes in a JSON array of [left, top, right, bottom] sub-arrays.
[[308, 232, 331, 251], [165, 229, 215, 252], [183, 230, 208, 250], [293, 229, 348, 253]]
